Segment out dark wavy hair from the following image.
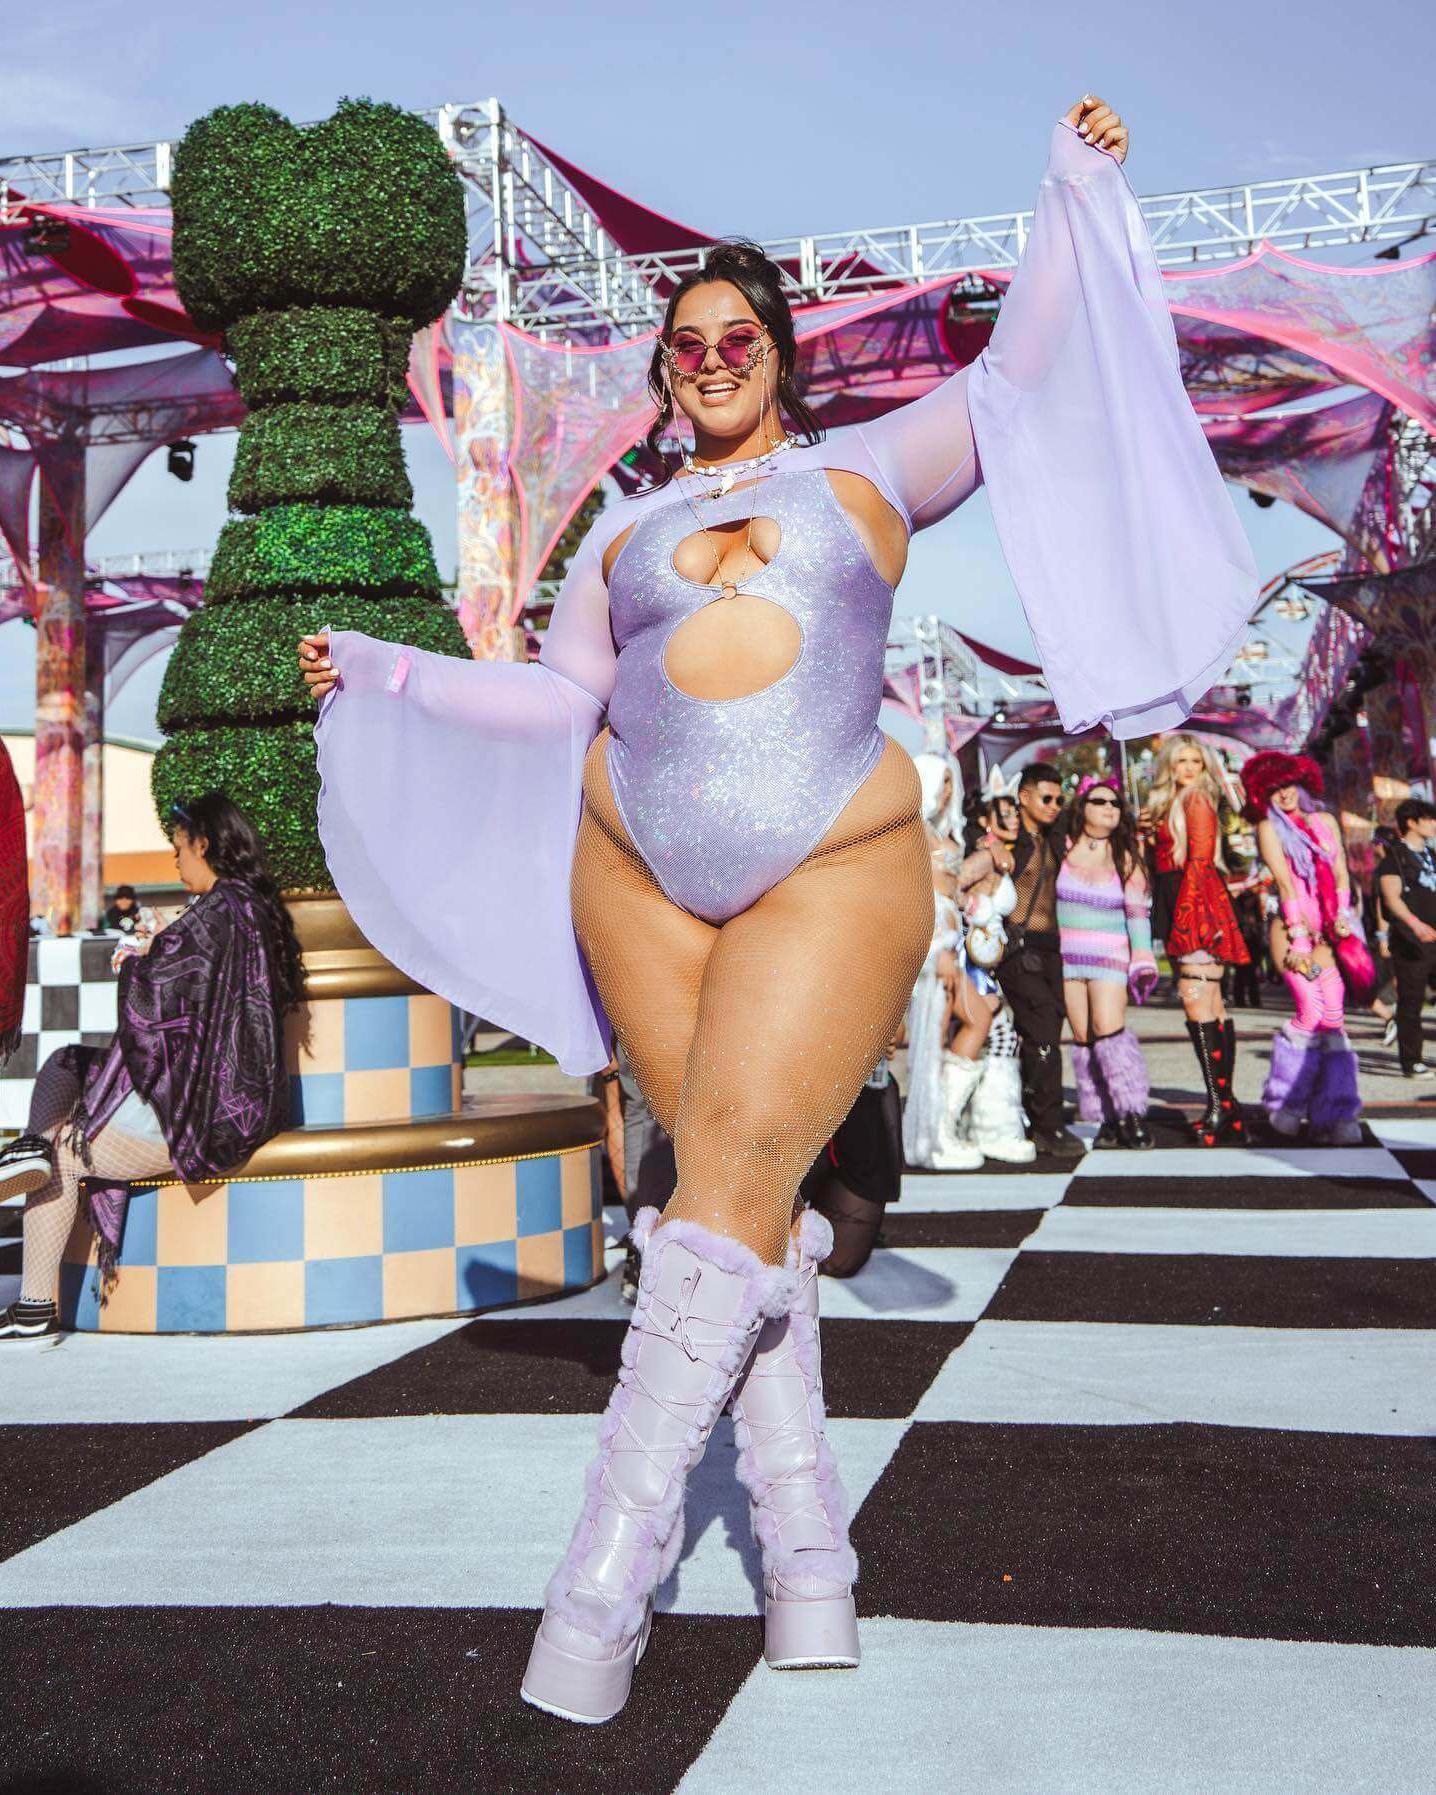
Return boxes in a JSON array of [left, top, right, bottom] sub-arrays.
[[169, 791, 304, 1014], [643, 240, 824, 489], [1062, 780, 1143, 885], [962, 790, 1018, 854]]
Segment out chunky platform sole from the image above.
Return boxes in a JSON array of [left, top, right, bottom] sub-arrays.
[[764, 1592, 860, 1671], [0, 1160, 52, 1203], [973, 1140, 1037, 1165], [520, 1608, 652, 1725]]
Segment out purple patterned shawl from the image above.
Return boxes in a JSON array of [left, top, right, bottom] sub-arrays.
[[64, 880, 290, 1281]]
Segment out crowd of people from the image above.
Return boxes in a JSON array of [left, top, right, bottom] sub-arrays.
[[879, 733, 1426, 1180]]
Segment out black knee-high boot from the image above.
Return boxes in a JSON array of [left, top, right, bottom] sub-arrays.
[[1187, 1018, 1244, 1146]]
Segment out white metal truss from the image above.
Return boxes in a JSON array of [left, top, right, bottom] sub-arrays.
[[2, 104, 1431, 337]]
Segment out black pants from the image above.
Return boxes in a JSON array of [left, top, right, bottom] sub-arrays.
[[996, 939, 1065, 1136], [1230, 958, 1264, 1007], [1391, 946, 1436, 1069]]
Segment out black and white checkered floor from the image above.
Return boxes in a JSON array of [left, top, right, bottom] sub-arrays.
[[4, 1117, 1436, 1794]]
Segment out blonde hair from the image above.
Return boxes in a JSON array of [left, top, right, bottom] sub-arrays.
[[1146, 733, 1232, 870]]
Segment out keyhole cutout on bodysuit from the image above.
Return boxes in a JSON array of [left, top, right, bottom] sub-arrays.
[[665, 517, 800, 700]]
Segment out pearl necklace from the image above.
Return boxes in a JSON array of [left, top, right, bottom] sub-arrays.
[[680, 432, 798, 500]]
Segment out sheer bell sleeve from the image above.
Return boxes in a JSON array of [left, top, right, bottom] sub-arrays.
[[965, 120, 1259, 739], [313, 533, 616, 1075]]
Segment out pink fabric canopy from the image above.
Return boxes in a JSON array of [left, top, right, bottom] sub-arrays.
[[0, 571, 203, 701], [483, 239, 1433, 617], [0, 199, 213, 366], [0, 349, 244, 583]]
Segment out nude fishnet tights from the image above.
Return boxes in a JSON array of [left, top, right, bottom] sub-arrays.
[[20, 1052, 172, 1303], [571, 729, 934, 1265]]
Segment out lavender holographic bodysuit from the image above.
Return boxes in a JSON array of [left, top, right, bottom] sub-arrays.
[[605, 470, 892, 923], [314, 120, 1259, 1074]]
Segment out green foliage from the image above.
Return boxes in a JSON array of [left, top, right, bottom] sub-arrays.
[[229, 402, 413, 513], [152, 722, 330, 891], [161, 592, 466, 725], [158, 595, 466, 728], [161, 95, 471, 890], [1048, 741, 1114, 791], [228, 309, 413, 408], [171, 99, 468, 332], [205, 505, 442, 603]]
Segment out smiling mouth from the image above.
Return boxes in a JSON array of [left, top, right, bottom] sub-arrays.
[[698, 379, 739, 401]]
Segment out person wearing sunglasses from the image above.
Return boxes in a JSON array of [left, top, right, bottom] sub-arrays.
[[1058, 776, 1158, 1150], [300, 93, 1258, 1725], [993, 763, 1084, 1159]]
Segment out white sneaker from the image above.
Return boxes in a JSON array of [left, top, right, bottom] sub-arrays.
[[0, 1132, 55, 1202], [1404, 1062, 1435, 1080]]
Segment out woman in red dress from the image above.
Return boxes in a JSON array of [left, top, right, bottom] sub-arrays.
[[1145, 733, 1249, 1143]]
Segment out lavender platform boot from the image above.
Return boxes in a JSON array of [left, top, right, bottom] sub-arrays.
[[1262, 1024, 1322, 1138], [1071, 1042, 1114, 1144], [521, 1208, 797, 1725], [730, 1209, 860, 1671], [1309, 1030, 1362, 1146]]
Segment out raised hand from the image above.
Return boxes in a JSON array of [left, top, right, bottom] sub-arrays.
[[1063, 94, 1130, 164], [298, 632, 336, 700]]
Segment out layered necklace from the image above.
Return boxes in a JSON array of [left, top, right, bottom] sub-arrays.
[[672, 362, 795, 601], [680, 431, 797, 500]]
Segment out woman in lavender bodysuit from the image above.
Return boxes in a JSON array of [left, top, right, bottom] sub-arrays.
[[302, 94, 1258, 1724]]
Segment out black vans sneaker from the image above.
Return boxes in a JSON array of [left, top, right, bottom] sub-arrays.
[[0, 1132, 55, 1202], [0, 1299, 60, 1340]]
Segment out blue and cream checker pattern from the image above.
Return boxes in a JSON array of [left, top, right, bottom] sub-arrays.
[[0, 936, 119, 1131], [57, 1144, 603, 1333], [287, 993, 461, 1128]]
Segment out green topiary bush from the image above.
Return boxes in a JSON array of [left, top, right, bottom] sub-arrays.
[[157, 595, 467, 729], [228, 403, 413, 513], [155, 98, 470, 890]]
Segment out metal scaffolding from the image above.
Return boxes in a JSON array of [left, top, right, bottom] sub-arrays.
[[3, 102, 1432, 336]]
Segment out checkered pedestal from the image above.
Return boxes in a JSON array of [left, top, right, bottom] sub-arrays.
[[288, 991, 462, 1127], [0, 937, 120, 1131], [45, 899, 606, 1334], [57, 1146, 602, 1332]]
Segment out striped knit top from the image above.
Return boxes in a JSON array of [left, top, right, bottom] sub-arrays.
[[1056, 858, 1155, 981]]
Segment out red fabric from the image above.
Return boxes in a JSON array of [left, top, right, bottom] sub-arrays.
[[1154, 818, 1179, 875], [956, 631, 1042, 677], [0, 738, 28, 1057], [525, 137, 714, 257], [1166, 796, 1249, 964], [1241, 750, 1324, 821]]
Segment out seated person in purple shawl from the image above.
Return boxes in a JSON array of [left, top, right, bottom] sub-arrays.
[[0, 793, 302, 1340]]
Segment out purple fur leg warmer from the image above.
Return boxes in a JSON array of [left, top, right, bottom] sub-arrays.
[[1262, 1025, 1321, 1121], [1092, 1029, 1150, 1119], [1310, 1035, 1361, 1128], [1071, 1043, 1104, 1122]]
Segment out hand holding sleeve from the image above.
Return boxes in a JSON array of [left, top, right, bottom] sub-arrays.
[[314, 537, 616, 1074], [966, 121, 1259, 738]]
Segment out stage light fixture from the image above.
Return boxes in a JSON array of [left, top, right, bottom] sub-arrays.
[[167, 440, 197, 483], [1248, 489, 1276, 509], [1236, 689, 1253, 709], [991, 704, 1008, 726], [24, 214, 70, 256]]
